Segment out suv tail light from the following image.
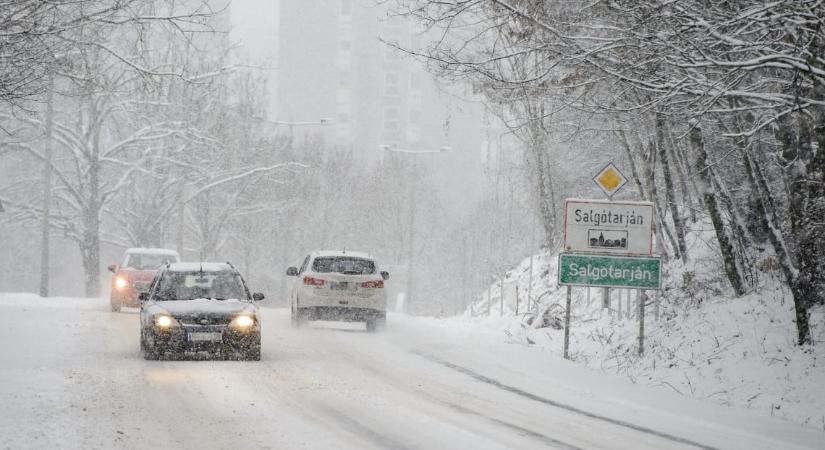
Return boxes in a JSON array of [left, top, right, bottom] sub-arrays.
[[303, 276, 325, 286], [361, 280, 384, 289]]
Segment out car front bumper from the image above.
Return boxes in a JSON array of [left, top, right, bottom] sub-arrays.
[[146, 325, 260, 357]]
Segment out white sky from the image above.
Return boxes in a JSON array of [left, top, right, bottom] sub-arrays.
[[229, 0, 280, 115]]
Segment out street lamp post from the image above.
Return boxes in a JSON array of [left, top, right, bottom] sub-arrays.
[[253, 117, 333, 149], [379, 144, 452, 314]]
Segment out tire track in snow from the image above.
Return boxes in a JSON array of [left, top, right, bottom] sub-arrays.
[[411, 350, 718, 450], [437, 399, 585, 449], [352, 359, 584, 449], [313, 335, 585, 449], [314, 405, 414, 450]]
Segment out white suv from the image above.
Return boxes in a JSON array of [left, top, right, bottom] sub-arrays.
[[287, 251, 389, 331]]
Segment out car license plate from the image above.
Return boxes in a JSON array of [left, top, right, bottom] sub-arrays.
[[330, 282, 349, 291], [188, 332, 222, 342]]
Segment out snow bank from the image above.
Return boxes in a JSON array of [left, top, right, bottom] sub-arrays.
[[465, 220, 825, 430], [0, 292, 105, 310]]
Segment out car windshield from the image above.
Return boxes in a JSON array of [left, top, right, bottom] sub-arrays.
[[125, 253, 177, 270], [312, 257, 375, 274], [154, 271, 247, 301]]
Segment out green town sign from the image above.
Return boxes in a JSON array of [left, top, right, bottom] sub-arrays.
[[558, 253, 661, 290]]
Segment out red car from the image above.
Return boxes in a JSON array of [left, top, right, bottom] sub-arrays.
[[109, 248, 180, 312]]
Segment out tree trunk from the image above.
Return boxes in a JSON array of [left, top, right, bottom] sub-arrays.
[[81, 206, 101, 297], [689, 123, 745, 296], [640, 139, 676, 260], [616, 130, 646, 199], [740, 145, 797, 286], [664, 121, 696, 223], [84, 96, 103, 298], [787, 167, 819, 346], [710, 173, 754, 288], [39, 76, 54, 297], [776, 99, 825, 344], [656, 114, 688, 262], [528, 121, 557, 248], [711, 169, 754, 248]]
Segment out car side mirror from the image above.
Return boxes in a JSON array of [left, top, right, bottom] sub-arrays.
[[108, 264, 117, 273], [286, 267, 299, 277], [138, 292, 150, 302], [252, 292, 265, 301], [381, 271, 390, 280]]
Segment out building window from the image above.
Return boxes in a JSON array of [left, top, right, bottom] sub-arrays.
[[337, 112, 349, 123], [339, 70, 350, 87], [384, 72, 400, 96], [340, 39, 351, 51], [341, 0, 352, 16], [384, 106, 399, 120], [383, 106, 400, 132]]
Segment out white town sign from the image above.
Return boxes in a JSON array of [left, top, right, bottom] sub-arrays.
[[563, 199, 654, 256]]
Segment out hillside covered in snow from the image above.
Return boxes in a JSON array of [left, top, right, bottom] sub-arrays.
[[466, 221, 825, 430]]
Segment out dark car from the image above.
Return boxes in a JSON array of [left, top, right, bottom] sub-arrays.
[[139, 262, 264, 361], [109, 248, 180, 312]]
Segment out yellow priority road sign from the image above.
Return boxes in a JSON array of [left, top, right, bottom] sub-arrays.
[[593, 163, 627, 198]]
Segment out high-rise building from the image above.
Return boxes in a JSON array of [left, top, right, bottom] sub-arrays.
[[276, 0, 474, 158], [276, 0, 489, 214]]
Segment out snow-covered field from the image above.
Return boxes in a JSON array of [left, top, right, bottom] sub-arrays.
[[0, 293, 823, 449], [469, 223, 825, 432]]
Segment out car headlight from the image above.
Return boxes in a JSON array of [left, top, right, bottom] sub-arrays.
[[231, 315, 255, 328], [115, 277, 128, 289], [155, 315, 174, 328]]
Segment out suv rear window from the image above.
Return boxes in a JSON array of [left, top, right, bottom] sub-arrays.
[[312, 257, 375, 275]]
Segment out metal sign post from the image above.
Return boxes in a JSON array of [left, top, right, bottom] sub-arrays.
[[563, 286, 572, 359], [638, 289, 646, 355], [592, 163, 629, 317]]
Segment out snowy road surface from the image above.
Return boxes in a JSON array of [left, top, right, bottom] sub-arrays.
[[0, 294, 822, 450]]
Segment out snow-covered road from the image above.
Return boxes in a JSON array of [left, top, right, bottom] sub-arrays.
[[0, 294, 821, 450]]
